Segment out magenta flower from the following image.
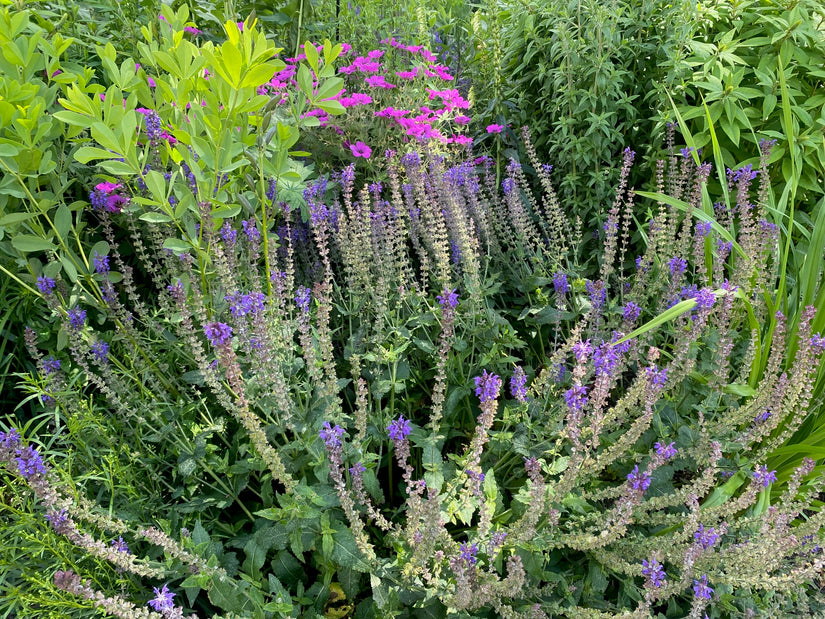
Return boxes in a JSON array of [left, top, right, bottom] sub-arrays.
[[350, 141, 372, 158], [486, 124, 504, 134]]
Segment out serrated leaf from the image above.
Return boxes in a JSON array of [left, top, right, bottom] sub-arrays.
[[331, 525, 370, 572]]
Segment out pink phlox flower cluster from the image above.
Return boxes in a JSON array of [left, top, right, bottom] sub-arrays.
[[367, 49, 384, 59], [380, 37, 438, 62], [396, 69, 418, 80], [365, 75, 395, 89]]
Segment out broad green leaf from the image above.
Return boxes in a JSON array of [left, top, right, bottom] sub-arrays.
[[12, 235, 55, 253], [139, 212, 173, 223], [75, 146, 122, 163]]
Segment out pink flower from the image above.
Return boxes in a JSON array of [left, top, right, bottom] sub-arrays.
[[430, 64, 454, 81], [365, 75, 395, 89], [184, 26, 202, 35], [486, 124, 504, 134], [449, 135, 473, 145], [159, 131, 177, 145], [147, 76, 156, 88], [420, 49, 437, 62], [367, 50, 384, 59], [95, 182, 122, 194], [396, 69, 417, 80], [405, 45, 423, 54], [237, 21, 244, 31], [350, 141, 372, 158], [340, 43, 352, 54], [454, 115, 471, 125]]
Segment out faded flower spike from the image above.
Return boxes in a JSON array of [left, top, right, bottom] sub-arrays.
[[387, 416, 412, 441], [204, 322, 232, 346], [474, 370, 501, 403]]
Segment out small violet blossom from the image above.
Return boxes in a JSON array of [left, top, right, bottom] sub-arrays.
[[387, 416, 412, 441], [474, 370, 502, 403]]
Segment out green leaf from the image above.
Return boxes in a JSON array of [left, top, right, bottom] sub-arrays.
[[54, 205, 72, 239], [12, 235, 55, 253], [163, 238, 191, 253], [331, 524, 370, 572], [139, 212, 174, 224], [74, 146, 122, 163]]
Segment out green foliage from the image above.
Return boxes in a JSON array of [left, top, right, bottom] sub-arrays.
[[491, 0, 700, 231]]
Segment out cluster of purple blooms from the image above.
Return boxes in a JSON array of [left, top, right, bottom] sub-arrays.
[[458, 541, 478, 566], [295, 287, 312, 313], [654, 441, 677, 460], [693, 574, 713, 600], [91, 341, 109, 363], [36, 276, 56, 295], [1, 429, 46, 479], [474, 370, 502, 403], [694, 524, 720, 549], [627, 465, 651, 492], [552, 272, 569, 295], [148, 584, 176, 613], [225, 291, 266, 317], [642, 556, 666, 588], [436, 287, 459, 310], [564, 384, 588, 412], [754, 464, 778, 487], [387, 416, 413, 442], [319, 421, 346, 448], [510, 366, 528, 402], [67, 307, 86, 331], [204, 322, 232, 346]]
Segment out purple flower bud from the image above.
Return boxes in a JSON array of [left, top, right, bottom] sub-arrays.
[[693, 574, 713, 600], [148, 584, 176, 612], [811, 334, 825, 353], [654, 441, 677, 460], [754, 464, 777, 487], [67, 307, 86, 331], [349, 462, 366, 476], [36, 276, 56, 295], [695, 221, 712, 238], [45, 508, 70, 532], [572, 339, 593, 363], [474, 370, 501, 403], [43, 356, 61, 375], [295, 286, 311, 313], [668, 256, 687, 277], [220, 222, 237, 245], [319, 421, 345, 448], [91, 341, 109, 363], [564, 384, 588, 411], [15, 445, 46, 478], [437, 287, 459, 310], [93, 252, 110, 275], [111, 536, 130, 553], [622, 302, 641, 322], [459, 542, 478, 566], [627, 464, 651, 492], [387, 416, 412, 441], [694, 524, 720, 549], [241, 219, 260, 242], [642, 557, 666, 587], [552, 272, 569, 295], [510, 366, 528, 402], [204, 322, 232, 346], [0, 428, 21, 449]]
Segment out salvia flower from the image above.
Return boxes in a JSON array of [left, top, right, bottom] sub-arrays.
[[0, 428, 21, 450], [641, 557, 666, 588], [695, 221, 712, 237], [552, 272, 569, 295], [436, 287, 459, 310], [204, 322, 232, 346], [148, 584, 175, 612], [510, 366, 528, 403], [694, 524, 720, 549], [693, 574, 713, 600], [111, 536, 130, 553], [67, 307, 86, 331], [241, 219, 260, 242], [91, 341, 109, 363], [349, 461, 366, 476], [811, 334, 825, 353], [646, 365, 668, 389], [43, 356, 61, 375], [319, 421, 345, 448], [564, 385, 588, 411], [754, 464, 777, 487], [668, 256, 687, 277], [93, 252, 110, 275], [622, 302, 641, 322], [15, 445, 46, 478], [387, 416, 412, 442], [474, 370, 502, 403], [295, 287, 312, 313], [36, 276, 56, 295], [459, 542, 478, 566], [654, 441, 677, 460], [45, 508, 70, 532], [572, 339, 593, 363], [627, 465, 651, 492]]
